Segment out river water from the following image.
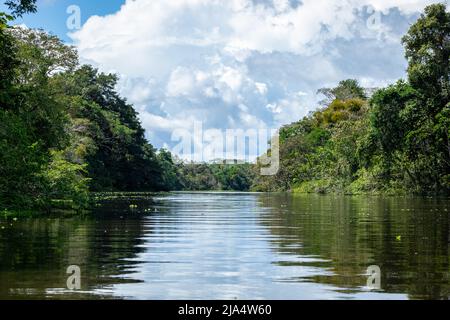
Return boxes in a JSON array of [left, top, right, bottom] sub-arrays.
[[0, 192, 449, 299]]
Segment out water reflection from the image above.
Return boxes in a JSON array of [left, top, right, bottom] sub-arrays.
[[0, 192, 448, 299], [0, 211, 147, 299], [258, 194, 450, 299]]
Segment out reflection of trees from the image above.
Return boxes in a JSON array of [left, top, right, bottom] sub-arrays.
[[258, 194, 450, 299], [0, 199, 153, 299]]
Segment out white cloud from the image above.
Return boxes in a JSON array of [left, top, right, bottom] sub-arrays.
[[267, 91, 311, 125], [70, 0, 435, 160], [167, 67, 196, 97]]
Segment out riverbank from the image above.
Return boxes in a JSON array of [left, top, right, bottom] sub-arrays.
[[291, 179, 450, 196]]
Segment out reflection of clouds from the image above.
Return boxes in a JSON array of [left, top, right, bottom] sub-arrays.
[[108, 193, 416, 299], [109, 193, 340, 299]]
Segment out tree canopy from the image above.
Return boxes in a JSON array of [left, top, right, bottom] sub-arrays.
[[4, 0, 36, 18], [253, 3, 450, 195]]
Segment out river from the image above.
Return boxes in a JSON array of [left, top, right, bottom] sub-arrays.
[[0, 192, 449, 299]]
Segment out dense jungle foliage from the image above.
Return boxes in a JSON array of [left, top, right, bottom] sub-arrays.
[[0, 1, 167, 212], [1, 2, 449, 215]]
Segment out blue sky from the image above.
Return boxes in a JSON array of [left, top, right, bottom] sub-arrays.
[[1, 0, 124, 41], [2, 0, 446, 160]]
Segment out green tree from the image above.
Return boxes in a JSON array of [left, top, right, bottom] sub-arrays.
[[367, 3, 450, 193], [157, 149, 182, 191], [0, 14, 17, 107], [0, 27, 87, 211], [369, 81, 418, 159], [53, 65, 163, 192], [402, 3, 450, 111], [402, 3, 450, 192], [4, 0, 36, 18], [317, 79, 367, 105]]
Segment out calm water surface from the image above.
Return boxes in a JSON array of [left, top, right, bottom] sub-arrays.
[[0, 192, 449, 299]]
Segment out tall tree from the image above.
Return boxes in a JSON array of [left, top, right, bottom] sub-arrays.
[[402, 3, 450, 192], [4, 0, 36, 18], [368, 4, 450, 193], [53, 65, 164, 191], [402, 3, 450, 111], [317, 79, 367, 105], [0, 27, 88, 210]]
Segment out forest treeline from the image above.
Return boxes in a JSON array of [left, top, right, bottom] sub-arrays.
[[1, 2, 449, 214], [170, 4, 450, 196], [0, 1, 258, 213], [0, 24, 165, 211]]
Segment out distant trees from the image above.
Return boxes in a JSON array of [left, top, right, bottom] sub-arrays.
[[168, 160, 256, 192]]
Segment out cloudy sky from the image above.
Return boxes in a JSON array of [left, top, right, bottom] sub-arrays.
[[4, 0, 446, 160]]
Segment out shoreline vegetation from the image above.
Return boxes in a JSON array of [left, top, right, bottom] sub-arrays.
[[1, 2, 449, 216]]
